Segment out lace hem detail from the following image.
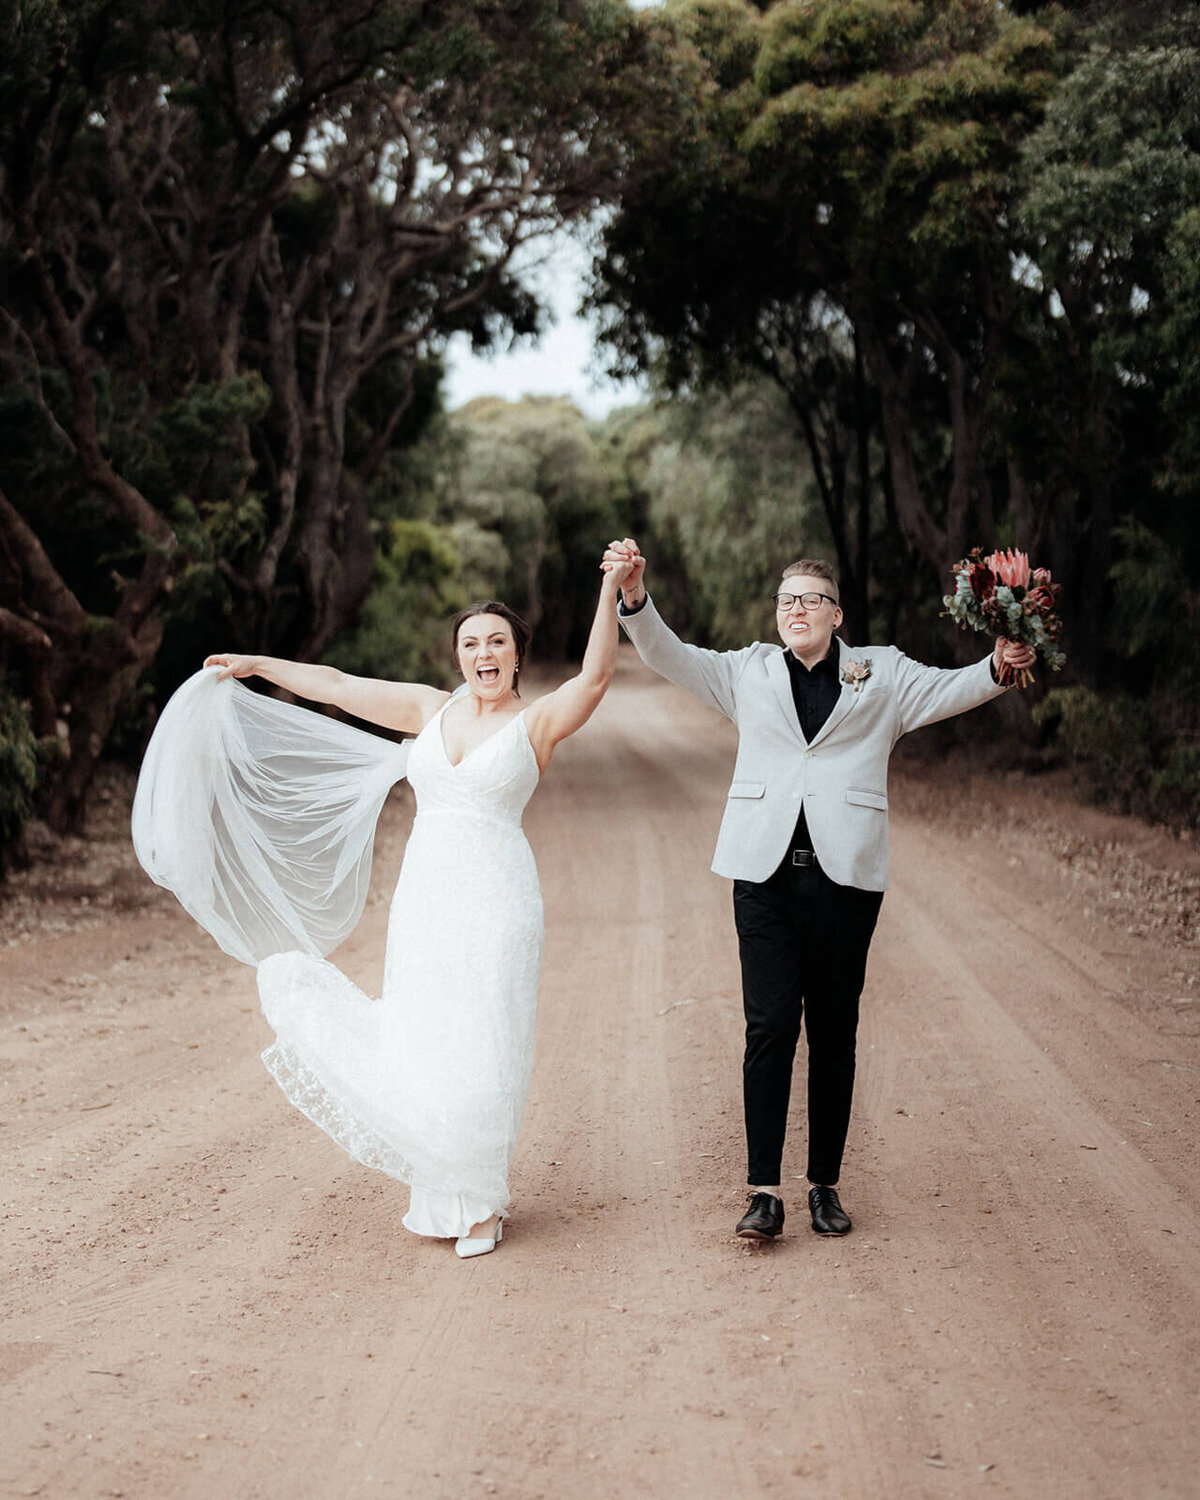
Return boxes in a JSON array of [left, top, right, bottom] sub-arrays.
[[261, 1040, 417, 1184], [260, 1042, 508, 1237]]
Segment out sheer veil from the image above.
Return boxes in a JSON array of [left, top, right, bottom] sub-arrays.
[[131, 667, 410, 966]]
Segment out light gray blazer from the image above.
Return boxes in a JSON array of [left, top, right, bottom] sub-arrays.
[[619, 596, 1006, 891]]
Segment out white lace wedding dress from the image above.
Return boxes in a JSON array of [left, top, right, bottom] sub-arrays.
[[259, 703, 543, 1236], [133, 676, 543, 1239]]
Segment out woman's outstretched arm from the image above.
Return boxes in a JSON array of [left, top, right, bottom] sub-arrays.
[[523, 562, 630, 772], [202, 653, 448, 735]]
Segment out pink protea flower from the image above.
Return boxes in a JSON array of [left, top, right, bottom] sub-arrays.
[[985, 548, 1031, 589]]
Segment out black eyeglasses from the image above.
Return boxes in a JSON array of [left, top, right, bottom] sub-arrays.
[[772, 591, 838, 611]]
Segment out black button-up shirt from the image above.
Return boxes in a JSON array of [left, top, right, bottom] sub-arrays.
[[783, 644, 841, 854], [784, 644, 841, 744]]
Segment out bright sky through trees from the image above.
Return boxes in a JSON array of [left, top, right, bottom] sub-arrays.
[[442, 0, 659, 418], [441, 232, 648, 418]]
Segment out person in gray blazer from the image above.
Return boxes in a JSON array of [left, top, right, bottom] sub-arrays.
[[605, 538, 1036, 1240]]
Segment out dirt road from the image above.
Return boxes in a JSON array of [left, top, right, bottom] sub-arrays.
[[2, 655, 1198, 1499]]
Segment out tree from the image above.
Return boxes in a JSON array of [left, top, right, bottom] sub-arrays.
[[325, 394, 633, 686], [1008, 17, 1200, 674], [0, 0, 655, 830], [592, 0, 1058, 650], [638, 377, 832, 647], [449, 396, 628, 657]]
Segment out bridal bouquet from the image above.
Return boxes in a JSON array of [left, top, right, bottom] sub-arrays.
[[942, 548, 1065, 687]]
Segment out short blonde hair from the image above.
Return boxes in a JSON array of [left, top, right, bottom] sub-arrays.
[[782, 559, 839, 603]]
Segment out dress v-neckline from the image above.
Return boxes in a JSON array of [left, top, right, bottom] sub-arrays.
[[437, 703, 524, 770]]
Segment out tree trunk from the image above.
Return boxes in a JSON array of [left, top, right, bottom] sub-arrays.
[[45, 617, 166, 832], [857, 322, 950, 574]]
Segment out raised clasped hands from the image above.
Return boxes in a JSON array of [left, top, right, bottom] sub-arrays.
[[602, 537, 646, 600]]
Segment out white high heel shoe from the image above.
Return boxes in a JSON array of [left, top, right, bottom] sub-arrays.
[[454, 1216, 504, 1259]]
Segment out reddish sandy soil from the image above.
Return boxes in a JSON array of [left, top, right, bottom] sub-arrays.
[[2, 653, 1198, 1499]]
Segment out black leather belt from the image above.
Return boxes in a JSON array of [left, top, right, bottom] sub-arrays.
[[791, 849, 818, 867]]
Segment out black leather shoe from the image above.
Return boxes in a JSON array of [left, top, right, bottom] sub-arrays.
[[736, 1192, 785, 1240], [808, 1184, 851, 1235]]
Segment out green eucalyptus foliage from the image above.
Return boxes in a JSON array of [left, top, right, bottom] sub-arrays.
[[639, 378, 832, 647], [594, 0, 1058, 661], [1158, 205, 1200, 500], [1035, 686, 1199, 832], [1000, 16, 1200, 679], [1035, 518, 1200, 831], [446, 397, 630, 659], [1105, 519, 1199, 675], [0, 683, 38, 860], [323, 519, 471, 689], [0, 0, 656, 838], [325, 395, 634, 684], [590, 0, 1200, 817]]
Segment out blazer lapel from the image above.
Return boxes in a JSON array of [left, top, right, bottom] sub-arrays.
[[809, 637, 860, 747], [765, 648, 806, 743]]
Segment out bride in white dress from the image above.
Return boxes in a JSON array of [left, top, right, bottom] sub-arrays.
[[134, 558, 632, 1256]]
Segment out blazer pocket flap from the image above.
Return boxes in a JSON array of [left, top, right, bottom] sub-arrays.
[[845, 788, 888, 811], [728, 781, 766, 800]]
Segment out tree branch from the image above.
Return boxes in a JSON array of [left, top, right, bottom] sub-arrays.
[[0, 606, 53, 654], [0, 486, 89, 639]]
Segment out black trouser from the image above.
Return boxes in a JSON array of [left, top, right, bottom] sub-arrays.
[[733, 853, 883, 1187]]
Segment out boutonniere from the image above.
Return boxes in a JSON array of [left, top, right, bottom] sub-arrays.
[[841, 658, 872, 692]]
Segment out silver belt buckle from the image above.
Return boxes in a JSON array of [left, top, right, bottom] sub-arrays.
[[791, 849, 816, 867]]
